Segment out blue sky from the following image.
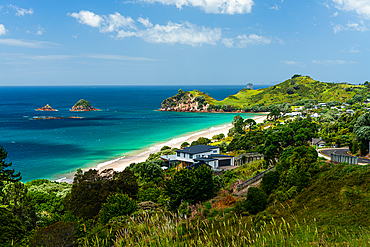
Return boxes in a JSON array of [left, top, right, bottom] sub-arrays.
[[1, 0, 370, 85]]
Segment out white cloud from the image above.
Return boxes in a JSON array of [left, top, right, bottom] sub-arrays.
[[269, 4, 280, 10], [281, 60, 306, 67], [332, 20, 368, 33], [0, 24, 7, 36], [349, 46, 360, 52], [100, 12, 136, 33], [222, 38, 234, 47], [0, 39, 60, 48], [331, 11, 339, 17], [68, 10, 103, 28], [138, 0, 255, 14], [117, 21, 222, 46], [222, 34, 273, 48], [237, 34, 271, 47], [9, 4, 33, 16], [68, 10, 135, 32], [312, 59, 356, 65], [85, 53, 158, 61], [332, 0, 370, 18], [138, 17, 153, 28], [35, 26, 45, 35]]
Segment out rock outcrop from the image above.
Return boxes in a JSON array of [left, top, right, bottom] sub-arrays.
[[36, 104, 57, 111], [70, 99, 99, 111]]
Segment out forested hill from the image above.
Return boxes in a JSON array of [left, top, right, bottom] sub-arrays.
[[160, 75, 365, 112]]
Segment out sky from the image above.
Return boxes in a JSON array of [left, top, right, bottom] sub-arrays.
[[1, 0, 370, 86]]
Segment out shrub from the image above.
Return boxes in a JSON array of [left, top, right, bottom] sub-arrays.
[[261, 171, 280, 195], [100, 193, 137, 224], [245, 187, 267, 215], [286, 87, 294, 95]]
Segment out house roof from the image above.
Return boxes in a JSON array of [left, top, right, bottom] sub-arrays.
[[194, 158, 218, 162], [209, 154, 234, 158], [177, 145, 219, 154], [312, 138, 326, 145]]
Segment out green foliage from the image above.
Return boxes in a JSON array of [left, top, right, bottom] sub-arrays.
[[354, 112, 370, 154], [0, 146, 21, 190], [245, 187, 268, 214], [100, 193, 137, 224], [0, 207, 25, 245], [28, 221, 77, 247], [181, 142, 190, 148], [286, 87, 294, 94], [131, 160, 164, 181], [261, 170, 280, 195], [67, 168, 138, 220], [73, 99, 92, 108], [146, 148, 177, 161], [164, 164, 216, 210], [196, 136, 211, 145]]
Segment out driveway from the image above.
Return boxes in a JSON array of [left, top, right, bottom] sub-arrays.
[[319, 148, 370, 164]]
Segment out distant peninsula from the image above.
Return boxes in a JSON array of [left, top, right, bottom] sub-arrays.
[[160, 75, 364, 113], [70, 99, 99, 111], [36, 104, 57, 111]]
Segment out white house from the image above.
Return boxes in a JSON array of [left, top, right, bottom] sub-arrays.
[[160, 145, 235, 170]]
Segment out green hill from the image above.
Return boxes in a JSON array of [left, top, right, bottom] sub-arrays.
[[160, 75, 367, 112]]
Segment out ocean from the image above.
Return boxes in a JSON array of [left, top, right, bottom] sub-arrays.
[[0, 85, 265, 182]]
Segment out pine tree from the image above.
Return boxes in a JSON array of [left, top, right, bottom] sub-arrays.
[[0, 146, 21, 188]]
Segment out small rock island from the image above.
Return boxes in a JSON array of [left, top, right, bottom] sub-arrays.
[[36, 104, 57, 111], [70, 99, 99, 111]]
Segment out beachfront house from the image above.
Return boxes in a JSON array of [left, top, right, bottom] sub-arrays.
[[160, 145, 235, 170]]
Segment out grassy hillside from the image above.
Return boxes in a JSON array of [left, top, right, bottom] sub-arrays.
[[212, 75, 361, 108], [161, 75, 366, 111]]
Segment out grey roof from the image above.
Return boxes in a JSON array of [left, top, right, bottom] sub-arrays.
[[177, 145, 219, 154], [209, 154, 234, 158], [194, 158, 218, 162], [312, 138, 326, 145]]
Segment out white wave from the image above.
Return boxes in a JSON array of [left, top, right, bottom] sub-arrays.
[[95, 156, 126, 170], [54, 177, 67, 182]]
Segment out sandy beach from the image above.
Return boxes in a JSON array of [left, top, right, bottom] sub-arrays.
[[94, 114, 267, 172]]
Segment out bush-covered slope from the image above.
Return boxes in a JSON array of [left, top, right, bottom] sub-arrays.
[[266, 163, 370, 235]]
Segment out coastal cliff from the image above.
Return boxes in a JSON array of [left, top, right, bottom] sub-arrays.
[[70, 99, 99, 111], [36, 104, 57, 111]]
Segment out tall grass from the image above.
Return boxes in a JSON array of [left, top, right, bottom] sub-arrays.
[[79, 210, 370, 247]]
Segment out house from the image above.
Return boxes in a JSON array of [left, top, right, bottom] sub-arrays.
[[346, 109, 354, 114], [312, 138, 326, 148], [160, 145, 235, 170]]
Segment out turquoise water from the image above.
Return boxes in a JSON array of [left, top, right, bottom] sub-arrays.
[[0, 86, 262, 181]]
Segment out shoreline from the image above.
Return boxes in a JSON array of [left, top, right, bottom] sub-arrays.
[[57, 114, 267, 183]]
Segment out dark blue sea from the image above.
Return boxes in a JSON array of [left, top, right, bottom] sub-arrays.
[[0, 85, 266, 181]]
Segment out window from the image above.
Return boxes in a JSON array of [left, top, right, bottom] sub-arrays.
[[213, 150, 217, 153], [197, 155, 200, 158], [190, 154, 193, 159], [177, 153, 180, 157]]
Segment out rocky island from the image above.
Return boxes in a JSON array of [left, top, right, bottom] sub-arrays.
[[36, 104, 57, 111], [70, 99, 99, 111]]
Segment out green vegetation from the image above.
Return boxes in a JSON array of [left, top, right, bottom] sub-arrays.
[[72, 99, 92, 108], [161, 75, 366, 112]]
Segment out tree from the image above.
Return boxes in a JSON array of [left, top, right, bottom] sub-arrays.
[[286, 87, 294, 95], [131, 160, 164, 180], [353, 94, 363, 103], [244, 118, 256, 134], [181, 142, 190, 148], [232, 115, 245, 134], [354, 112, 370, 155], [0, 146, 21, 190], [165, 164, 216, 210], [0, 207, 25, 245], [268, 109, 281, 121], [99, 193, 137, 224], [67, 168, 138, 220], [196, 137, 211, 145], [244, 187, 267, 215], [261, 171, 280, 195]]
